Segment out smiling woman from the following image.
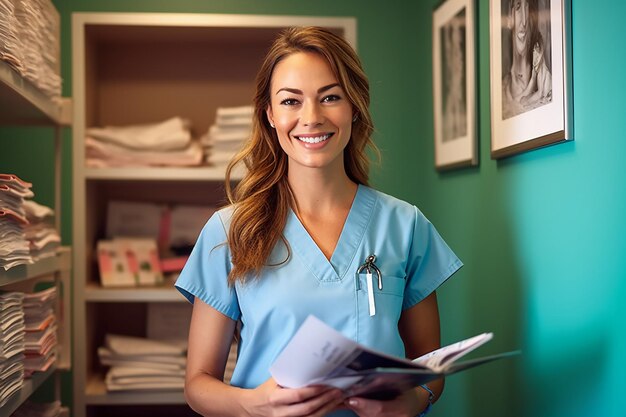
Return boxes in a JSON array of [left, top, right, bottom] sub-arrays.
[[174, 26, 463, 417], [267, 52, 354, 172]]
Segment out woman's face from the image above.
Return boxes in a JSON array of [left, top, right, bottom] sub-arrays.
[[266, 51, 354, 175], [512, 0, 530, 55]]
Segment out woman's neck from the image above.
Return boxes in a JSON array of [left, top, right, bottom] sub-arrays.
[[287, 165, 357, 218]]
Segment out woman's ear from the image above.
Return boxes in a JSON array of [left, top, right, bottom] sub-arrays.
[[266, 106, 275, 128]]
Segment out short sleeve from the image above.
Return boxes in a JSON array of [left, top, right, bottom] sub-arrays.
[[174, 210, 241, 321], [403, 206, 463, 310]]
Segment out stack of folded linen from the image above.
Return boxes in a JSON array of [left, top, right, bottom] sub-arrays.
[[0, 291, 25, 407], [201, 105, 253, 166], [0, 0, 61, 99], [86, 117, 203, 168], [22, 287, 57, 377], [13, 0, 62, 98], [23, 201, 60, 263], [0, 174, 33, 271], [98, 334, 186, 392], [0, 0, 25, 74]]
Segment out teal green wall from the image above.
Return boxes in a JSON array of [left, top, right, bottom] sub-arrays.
[[2, 1, 625, 416], [373, 1, 626, 417]]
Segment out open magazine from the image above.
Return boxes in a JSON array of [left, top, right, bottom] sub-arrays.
[[270, 315, 519, 400]]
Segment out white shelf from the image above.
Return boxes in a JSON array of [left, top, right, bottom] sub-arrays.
[[84, 283, 185, 303], [0, 256, 60, 287], [84, 166, 243, 182], [86, 375, 186, 405], [0, 366, 57, 417], [0, 59, 65, 125]]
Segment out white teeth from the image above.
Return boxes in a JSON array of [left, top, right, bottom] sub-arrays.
[[296, 134, 331, 144]]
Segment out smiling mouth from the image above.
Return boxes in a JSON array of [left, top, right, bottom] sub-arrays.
[[294, 133, 334, 144]]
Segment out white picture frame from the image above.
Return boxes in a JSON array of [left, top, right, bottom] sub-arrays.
[[490, 0, 573, 158], [433, 0, 477, 170]]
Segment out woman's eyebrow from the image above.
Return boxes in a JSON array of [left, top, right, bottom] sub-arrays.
[[276, 83, 341, 95]]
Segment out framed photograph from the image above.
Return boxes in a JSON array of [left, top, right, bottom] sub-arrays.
[[490, 0, 573, 158], [433, 0, 477, 170]]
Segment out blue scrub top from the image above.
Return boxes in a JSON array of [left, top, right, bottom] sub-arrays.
[[175, 185, 462, 415]]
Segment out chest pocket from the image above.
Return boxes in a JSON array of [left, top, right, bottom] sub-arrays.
[[356, 273, 405, 317], [355, 273, 406, 354]]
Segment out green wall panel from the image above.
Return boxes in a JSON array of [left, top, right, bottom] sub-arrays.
[[377, 1, 626, 417]]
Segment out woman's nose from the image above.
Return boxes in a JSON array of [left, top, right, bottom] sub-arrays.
[[302, 102, 324, 126]]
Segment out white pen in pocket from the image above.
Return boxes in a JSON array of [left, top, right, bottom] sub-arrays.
[[357, 254, 382, 317], [366, 272, 376, 316]]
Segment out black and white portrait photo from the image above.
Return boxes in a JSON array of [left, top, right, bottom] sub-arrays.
[[490, 0, 572, 158], [433, 0, 476, 170], [501, 0, 552, 120], [441, 9, 467, 142]]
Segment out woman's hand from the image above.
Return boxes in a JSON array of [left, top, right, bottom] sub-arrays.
[[242, 378, 345, 417], [344, 389, 423, 417]]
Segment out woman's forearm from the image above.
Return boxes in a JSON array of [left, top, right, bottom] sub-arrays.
[[185, 373, 251, 417]]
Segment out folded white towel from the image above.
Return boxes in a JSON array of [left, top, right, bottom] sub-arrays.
[[215, 105, 254, 118], [86, 117, 192, 151], [86, 137, 203, 168]]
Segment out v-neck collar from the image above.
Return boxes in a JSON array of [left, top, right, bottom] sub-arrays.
[[284, 184, 378, 282]]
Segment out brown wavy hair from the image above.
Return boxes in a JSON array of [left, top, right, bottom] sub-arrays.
[[224, 26, 377, 284]]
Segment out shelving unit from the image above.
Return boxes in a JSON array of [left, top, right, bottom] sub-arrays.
[[0, 27, 72, 415], [71, 12, 356, 417]]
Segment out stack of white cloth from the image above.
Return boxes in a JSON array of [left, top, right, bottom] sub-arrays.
[[86, 117, 203, 168], [0, 0, 61, 99], [23, 200, 60, 263], [0, 291, 25, 408], [98, 334, 186, 392], [0, 0, 25, 74], [22, 287, 57, 377], [0, 174, 33, 271], [201, 106, 253, 165]]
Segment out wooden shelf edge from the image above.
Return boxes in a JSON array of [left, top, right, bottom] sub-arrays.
[[0, 256, 60, 287], [84, 283, 186, 303], [0, 60, 65, 126], [84, 166, 244, 182]]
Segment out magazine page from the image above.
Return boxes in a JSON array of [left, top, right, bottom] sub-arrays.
[[269, 315, 362, 388], [270, 315, 428, 389], [412, 332, 493, 372], [270, 315, 517, 398]]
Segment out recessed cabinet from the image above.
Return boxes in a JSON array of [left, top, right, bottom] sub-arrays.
[[71, 13, 355, 417]]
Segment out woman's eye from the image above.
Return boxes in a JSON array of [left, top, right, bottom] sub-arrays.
[[280, 98, 300, 106], [322, 94, 341, 103]]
